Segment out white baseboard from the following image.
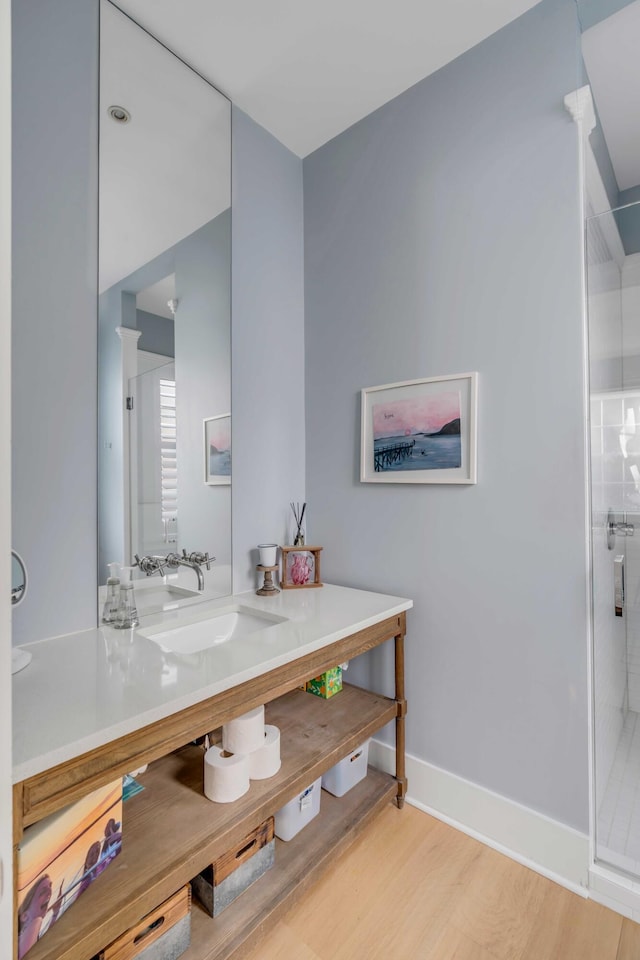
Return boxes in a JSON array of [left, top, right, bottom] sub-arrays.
[[369, 739, 590, 896]]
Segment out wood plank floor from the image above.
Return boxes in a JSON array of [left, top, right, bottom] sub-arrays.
[[243, 802, 636, 960]]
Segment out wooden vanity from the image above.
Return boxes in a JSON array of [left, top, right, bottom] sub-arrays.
[[13, 603, 408, 960]]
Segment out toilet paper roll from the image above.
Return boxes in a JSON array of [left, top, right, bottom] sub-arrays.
[[222, 705, 265, 754], [248, 724, 281, 780], [203, 747, 250, 803]]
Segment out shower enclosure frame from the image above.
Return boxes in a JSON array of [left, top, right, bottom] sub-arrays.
[[571, 80, 640, 916]]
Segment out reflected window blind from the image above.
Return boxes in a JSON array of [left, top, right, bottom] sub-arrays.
[[160, 379, 178, 544]]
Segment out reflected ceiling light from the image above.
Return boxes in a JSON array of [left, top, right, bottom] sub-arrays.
[[168, 299, 179, 316], [108, 105, 131, 123]]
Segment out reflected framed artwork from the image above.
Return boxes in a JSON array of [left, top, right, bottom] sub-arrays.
[[204, 414, 231, 485], [360, 373, 478, 484]]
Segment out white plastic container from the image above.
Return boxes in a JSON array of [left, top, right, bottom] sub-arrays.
[[274, 777, 322, 841], [321, 740, 370, 798]]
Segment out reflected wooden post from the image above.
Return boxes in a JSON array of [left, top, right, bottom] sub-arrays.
[[394, 614, 408, 808]]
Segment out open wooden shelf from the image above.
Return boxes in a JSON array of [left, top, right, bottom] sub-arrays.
[[26, 684, 397, 960], [187, 769, 396, 960]]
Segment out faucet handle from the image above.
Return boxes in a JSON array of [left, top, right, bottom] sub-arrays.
[[183, 550, 212, 570], [135, 554, 167, 576]]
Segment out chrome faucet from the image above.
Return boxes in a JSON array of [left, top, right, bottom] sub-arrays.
[[165, 550, 213, 591], [134, 550, 213, 591]]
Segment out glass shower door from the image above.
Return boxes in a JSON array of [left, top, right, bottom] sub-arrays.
[[588, 201, 640, 875]]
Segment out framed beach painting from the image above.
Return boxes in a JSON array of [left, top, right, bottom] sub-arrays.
[[204, 414, 231, 485], [360, 373, 478, 484]]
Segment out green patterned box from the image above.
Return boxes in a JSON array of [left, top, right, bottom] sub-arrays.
[[306, 666, 342, 699]]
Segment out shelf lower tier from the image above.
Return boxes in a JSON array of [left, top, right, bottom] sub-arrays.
[[26, 683, 397, 960], [186, 767, 397, 960]]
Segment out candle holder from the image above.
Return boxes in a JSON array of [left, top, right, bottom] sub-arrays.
[[256, 564, 280, 597]]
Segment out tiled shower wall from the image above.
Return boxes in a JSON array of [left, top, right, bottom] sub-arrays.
[[589, 245, 625, 811], [591, 395, 628, 811], [623, 257, 640, 714]]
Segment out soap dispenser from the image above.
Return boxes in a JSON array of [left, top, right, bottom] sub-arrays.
[[102, 562, 121, 624], [114, 566, 139, 629]]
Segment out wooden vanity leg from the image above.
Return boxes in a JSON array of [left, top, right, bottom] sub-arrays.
[[394, 625, 408, 809]]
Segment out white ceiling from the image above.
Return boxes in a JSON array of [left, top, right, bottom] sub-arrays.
[[582, 1, 640, 192], [114, 0, 542, 159], [99, 1, 230, 291], [136, 275, 176, 320]]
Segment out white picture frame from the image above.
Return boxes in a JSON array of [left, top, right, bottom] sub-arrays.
[[204, 413, 231, 485], [360, 373, 478, 484]]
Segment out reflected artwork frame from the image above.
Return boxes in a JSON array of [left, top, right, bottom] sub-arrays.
[[360, 373, 478, 484], [204, 414, 231, 485]]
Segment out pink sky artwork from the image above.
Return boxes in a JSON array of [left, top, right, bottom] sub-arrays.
[[373, 391, 461, 440], [208, 418, 230, 452]]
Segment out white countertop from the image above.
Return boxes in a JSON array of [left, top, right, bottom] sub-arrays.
[[12, 583, 412, 783]]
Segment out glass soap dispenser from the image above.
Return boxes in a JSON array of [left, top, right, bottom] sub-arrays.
[[102, 562, 120, 624], [114, 565, 139, 629]]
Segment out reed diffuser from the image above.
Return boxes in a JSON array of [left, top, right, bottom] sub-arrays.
[[290, 501, 306, 546]]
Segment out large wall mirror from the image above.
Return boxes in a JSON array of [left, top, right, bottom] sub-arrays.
[[98, 0, 232, 618]]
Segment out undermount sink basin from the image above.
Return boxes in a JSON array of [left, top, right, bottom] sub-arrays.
[[138, 606, 288, 655]]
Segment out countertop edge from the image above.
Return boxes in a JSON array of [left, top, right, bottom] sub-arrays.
[[13, 586, 412, 784]]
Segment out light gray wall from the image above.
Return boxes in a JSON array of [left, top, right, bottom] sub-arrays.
[[617, 187, 640, 255], [175, 213, 231, 563], [577, 0, 636, 30], [589, 110, 620, 211], [12, 0, 98, 646], [135, 310, 174, 358], [231, 108, 305, 593], [303, 0, 588, 830]]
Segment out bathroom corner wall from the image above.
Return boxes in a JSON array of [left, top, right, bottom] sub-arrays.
[[304, 0, 589, 830], [12, 0, 98, 646], [231, 108, 305, 593]]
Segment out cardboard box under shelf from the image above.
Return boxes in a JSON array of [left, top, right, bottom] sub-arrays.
[[191, 818, 274, 917], [17, 779, 122, 960], [306, 666, 342, 698], [96, 885, 191, 960]]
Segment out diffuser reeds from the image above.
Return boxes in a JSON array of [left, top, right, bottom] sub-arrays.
[[290, 501, 306, 546]]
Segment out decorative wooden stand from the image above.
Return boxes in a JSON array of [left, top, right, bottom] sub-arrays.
[[280, 546, 323, 590], [256, 564, 280, 596]]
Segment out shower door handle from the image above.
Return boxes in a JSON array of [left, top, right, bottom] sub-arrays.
[[608, 509, 635, 549], [614, 555, 625, 617]]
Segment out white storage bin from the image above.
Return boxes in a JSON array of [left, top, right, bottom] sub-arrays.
[[321, 740, 370, 798], [274, 777, 322, 841]]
